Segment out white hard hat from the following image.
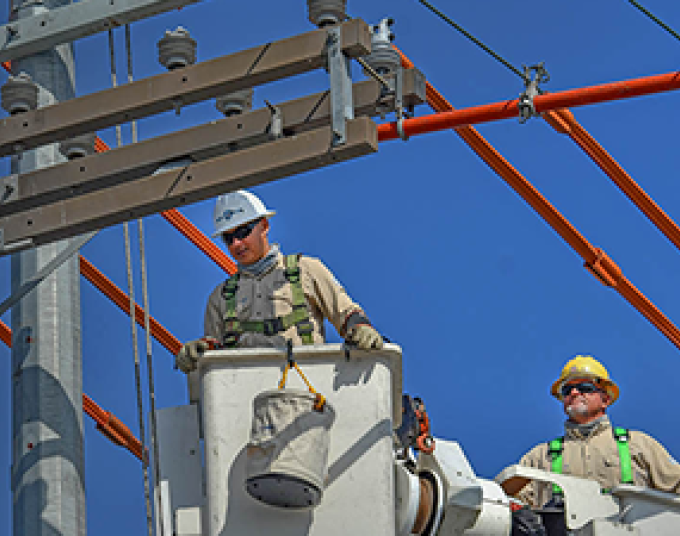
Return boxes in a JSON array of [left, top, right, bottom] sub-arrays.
[[212, 190, 275, 237]]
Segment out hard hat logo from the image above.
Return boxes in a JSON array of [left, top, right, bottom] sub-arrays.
[[216, 207, 245, 224], [212, 190, 276, 238]]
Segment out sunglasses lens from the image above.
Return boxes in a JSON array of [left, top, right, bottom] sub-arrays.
[[223, 220, 258, 245], [561, 382, 600, 397]]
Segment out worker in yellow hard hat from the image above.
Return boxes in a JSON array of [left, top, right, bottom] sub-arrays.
[[509, 355, 680, 532]]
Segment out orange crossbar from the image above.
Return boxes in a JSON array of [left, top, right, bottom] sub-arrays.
[[378, 70, 680, 142], [543, 108, 680, 252], [395, 47, 680, 351]]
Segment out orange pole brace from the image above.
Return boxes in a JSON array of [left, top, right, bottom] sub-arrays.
[[377, 70, 680, 142], [82, 394, 145, 461], [1, 319, 11, 347], [544, 108, 680, 253], [395, 46, 680, 352], [79, 256, 182, 356]]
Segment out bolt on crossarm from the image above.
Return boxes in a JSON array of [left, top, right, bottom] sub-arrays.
[[394, 46, 680, 351]]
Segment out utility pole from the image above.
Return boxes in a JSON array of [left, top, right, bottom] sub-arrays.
[[9, 0, 85, 535]]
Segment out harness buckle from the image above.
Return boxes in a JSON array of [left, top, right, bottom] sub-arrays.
[[285, 266, 301, 283], [296, 320, 314, 335], [263, 317, 284, 336]]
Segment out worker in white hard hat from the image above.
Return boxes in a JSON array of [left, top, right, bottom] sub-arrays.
[[175, 189, 384, 373], [511, 355, 680, 517]]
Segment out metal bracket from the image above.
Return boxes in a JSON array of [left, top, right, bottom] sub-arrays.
[[1, 174, 19, 204], [264, 100, 283, 139], [518, 62, 550, 123], [327, 25, 354, 146]]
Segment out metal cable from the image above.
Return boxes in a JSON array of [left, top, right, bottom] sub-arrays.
[[108, 28, 155, 536], [125, 22, 166, 536], [418, 0, 525, 80], [627, 0, 680, 43]]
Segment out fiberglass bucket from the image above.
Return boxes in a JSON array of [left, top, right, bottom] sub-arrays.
[[245, 388, 336, 509]]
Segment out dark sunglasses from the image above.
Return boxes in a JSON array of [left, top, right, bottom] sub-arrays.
[[222, 218, 261, 246], [561, 381, 602, 398]]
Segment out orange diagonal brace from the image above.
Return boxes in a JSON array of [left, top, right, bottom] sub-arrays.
[[79, 256, 182, 355], [82, 394, 145, 461], [1, 319, 12, 347], [395, 47, 680, 351], [543, 108, 680, 252], [377, 70, 680, 142]]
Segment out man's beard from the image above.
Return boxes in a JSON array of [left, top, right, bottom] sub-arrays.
[[566, 398, 589, 419]]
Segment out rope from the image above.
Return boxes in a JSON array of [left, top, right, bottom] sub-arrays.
[[627, 0, 680, 43], [418, 0, 526, 81], [108, 28, 154, 536], [125, 23, 166, 536], [278, 342, 326, 411]]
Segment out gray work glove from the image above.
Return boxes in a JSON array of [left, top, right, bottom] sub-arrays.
[[175, 337, 218, 373], [346, 324, 384, 350]]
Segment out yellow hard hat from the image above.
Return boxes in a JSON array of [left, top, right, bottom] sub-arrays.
[[550, 355, 619, 403]]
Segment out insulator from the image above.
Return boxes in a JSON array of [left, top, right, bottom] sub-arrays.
[[215, 88, 254, 117], [158, 27, 197, 71], [59, 133, 96, 160], [307, 0, 346, 28], [1, 72, 39, 115], [364, 18, 400, 76]]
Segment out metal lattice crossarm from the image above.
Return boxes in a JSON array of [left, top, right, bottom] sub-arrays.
[[0, 71, 425, 220], [0, 117, 379, 251], [0, 0, 204, 64], [0, 19, 372, 158]]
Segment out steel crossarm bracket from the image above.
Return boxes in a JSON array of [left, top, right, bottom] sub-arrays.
[[0, 0, 203, 64], [0, 70, 424, 218], [0, 19, 372, 158], [0, 117, 378, 254]]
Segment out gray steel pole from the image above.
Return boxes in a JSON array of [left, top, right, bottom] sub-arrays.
[[9, 0, 85, 535]]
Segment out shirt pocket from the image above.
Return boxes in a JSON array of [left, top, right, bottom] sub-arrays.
[[234, 283, 254, 318], [268, 273, 295, 316], [598, 455, 623, 485]]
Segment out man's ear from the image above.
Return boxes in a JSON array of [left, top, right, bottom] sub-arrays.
[[601, 392, 612, 409], [261, 218, 270, 235]]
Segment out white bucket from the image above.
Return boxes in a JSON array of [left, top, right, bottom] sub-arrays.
[[245, 388, 335, 509]]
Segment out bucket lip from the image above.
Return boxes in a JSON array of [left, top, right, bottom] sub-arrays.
[[253, 388, 335, 413]]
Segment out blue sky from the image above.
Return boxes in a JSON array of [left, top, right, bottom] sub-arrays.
[[2, 0, 680, 534]]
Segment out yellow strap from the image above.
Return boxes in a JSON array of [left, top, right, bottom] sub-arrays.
[[277, 360, 326, 410]]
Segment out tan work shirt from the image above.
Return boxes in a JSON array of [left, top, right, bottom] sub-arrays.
[[517, 416, 680, 507], [204, 251, 364, 347]]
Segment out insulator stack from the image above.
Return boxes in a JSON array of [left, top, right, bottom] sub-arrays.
[[364, 18, 399, 75], [216, 88, 254, 117], [158, 27, 197, 70], [59, 133, 96, 160], [307, 0, 347, 27], [1, 72, 38, 114]]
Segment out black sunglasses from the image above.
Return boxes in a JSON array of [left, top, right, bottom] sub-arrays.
[[222, 218, 261, 246], [561, 381, 602, 398]]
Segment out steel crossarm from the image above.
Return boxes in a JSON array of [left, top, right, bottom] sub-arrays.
[[0, 117, 378, 253], [0, 0, 203, 63], [0, 71, 424, 218], [0, 19, 371, 158]]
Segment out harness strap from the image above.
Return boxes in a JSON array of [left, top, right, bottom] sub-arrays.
[[548, 437, 564, 495], [548, 426, 634, 497], [613, 427, 634, 485], [221, 255, 314, 346]]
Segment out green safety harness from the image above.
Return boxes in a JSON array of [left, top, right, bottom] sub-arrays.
[[548, 426, 634, 495], [221, 254, 315, 347]]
